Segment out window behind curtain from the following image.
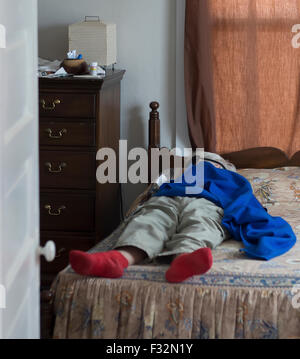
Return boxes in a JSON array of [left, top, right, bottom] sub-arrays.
[[185, 0, 300, 157]]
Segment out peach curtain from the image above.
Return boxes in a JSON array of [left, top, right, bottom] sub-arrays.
[[185, 0, 300, 157]]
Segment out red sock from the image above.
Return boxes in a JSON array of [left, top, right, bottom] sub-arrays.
[[69, 250, 129, 278], [165, 248, 213, 283]]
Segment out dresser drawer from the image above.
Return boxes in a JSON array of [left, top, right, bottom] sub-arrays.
[[40, 122, 95, 147], [40, 193, 95, 231], [39, 92, 96, 119], [40, 151, 96, 189]]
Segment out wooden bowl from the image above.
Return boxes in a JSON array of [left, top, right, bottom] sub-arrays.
[[60, 59, 89, 75]]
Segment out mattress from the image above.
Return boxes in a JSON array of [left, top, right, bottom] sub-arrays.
[[51, 167, 300, 339]]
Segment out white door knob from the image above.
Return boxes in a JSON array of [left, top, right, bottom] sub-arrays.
[[39, 241, 56, 262]]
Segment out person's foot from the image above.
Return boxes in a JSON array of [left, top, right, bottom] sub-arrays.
[[69, 250, 129, 278], [165, 248, 213, 283]]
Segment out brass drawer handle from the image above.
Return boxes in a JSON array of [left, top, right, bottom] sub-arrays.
[[44, 205, 66, 216], [55, 248, 66, 259], [41, 99, 61, 110], [45, 128, 67, 139], [45, 162, 67, 173]]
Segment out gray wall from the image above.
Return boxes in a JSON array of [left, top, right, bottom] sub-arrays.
[[38, 0, 177, 211]]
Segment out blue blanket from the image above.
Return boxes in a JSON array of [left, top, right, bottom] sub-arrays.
[[154, 162, 296, 260]]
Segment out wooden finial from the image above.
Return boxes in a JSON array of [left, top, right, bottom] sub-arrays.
[[149, 102, 160, 121]]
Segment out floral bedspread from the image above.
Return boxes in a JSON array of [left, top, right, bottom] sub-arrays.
[[52, 167, 300, 339]]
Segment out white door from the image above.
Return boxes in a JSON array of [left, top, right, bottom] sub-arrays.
[[0, 0, 40, 339]]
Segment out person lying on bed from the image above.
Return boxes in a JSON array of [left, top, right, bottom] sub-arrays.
[[69, 152, 296, 283]]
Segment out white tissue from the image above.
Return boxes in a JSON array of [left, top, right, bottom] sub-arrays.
[[97, 66, 106, 75], [46, 67, 68, 78], [67, 50, 77, 59], [54, 67, 68, 75]]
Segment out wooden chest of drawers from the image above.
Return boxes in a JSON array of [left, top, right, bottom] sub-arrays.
[[39, 70, 125, 287]]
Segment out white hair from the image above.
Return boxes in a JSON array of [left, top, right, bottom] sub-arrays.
[[203, 151, 237, 172], [155, 150, 237, 186]]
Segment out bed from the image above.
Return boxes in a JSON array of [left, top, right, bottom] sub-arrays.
[[44, 102, 300, 339]]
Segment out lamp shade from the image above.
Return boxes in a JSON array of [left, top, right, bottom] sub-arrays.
[[69, 18, 117, 66]]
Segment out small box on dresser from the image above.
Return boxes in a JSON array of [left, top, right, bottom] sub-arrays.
[[39, 70, 125, 338]]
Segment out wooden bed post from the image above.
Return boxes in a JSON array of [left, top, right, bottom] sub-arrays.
[[148, 101, 160, 150], [148, 102, 161, 182]]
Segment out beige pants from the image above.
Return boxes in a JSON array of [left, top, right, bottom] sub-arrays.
[[113, 196, 231, 261]]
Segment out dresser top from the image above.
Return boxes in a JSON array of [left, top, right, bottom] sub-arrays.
[[39, 69, 125, 90]]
